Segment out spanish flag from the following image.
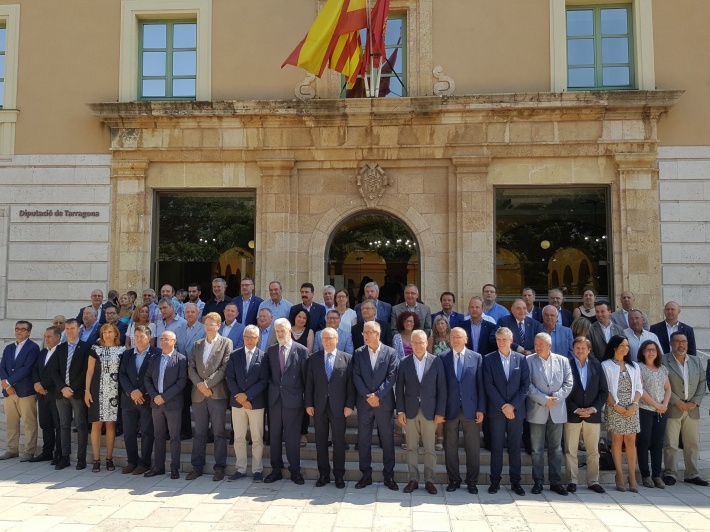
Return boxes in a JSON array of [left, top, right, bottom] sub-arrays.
[[282, 0, 367, 78]]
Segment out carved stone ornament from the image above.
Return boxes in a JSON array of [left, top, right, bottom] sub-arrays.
[[357, 162, 390, 208], [432, 65, 456, 96], [295, 73, 316, 101]]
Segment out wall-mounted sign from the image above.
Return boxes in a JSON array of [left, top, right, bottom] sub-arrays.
[[11, 205, 110, 223]]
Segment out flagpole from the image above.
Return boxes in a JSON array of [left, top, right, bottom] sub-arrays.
[[365, 0, 373, 98]]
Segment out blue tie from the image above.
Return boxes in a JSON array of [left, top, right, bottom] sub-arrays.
[[456, 353, 463, 381], [325, 353, 334, 381], [518, 321, 525, 347]]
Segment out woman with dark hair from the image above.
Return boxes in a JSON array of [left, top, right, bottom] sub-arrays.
[[290, 309, 314, 354], [85, 323, 125, 472], [601, 335, 642, 491], [636, 340, 671, 489], [392, 310, 420, 362], [573, 287, 598, 323], [334, 289, 357, 334], [570, 317, 592, 343]]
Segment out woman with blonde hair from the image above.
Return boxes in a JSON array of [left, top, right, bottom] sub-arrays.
[[428, 315, 452, 355], [125, 303, 156, 348]]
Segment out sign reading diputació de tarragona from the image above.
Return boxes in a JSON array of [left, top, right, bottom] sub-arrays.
[[18, 209, 101, 219], [11, 205, 110, 223]]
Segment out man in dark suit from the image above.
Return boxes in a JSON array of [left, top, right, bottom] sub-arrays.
[[187, 312, 233, 482], [462, 296, 497, 356], [52, 319, 92, 470], [264, 318, 309, 484], [564, 336, 608, 494], [352, 299, 393, 349], [440, 327, 486, 494], [483, 327, 530, 495], [493, 299, 544, 355], [219, 302, 245, 350], [352, 321, 399, 491], [288, 282, 327, 332], [650, 301, 697, 356], [30, 326, 63, 463], [119, 325, 159, 475], [610, 290, 650, 331], [235, 277, 263, 326], [588, 300, 625, 360], [226, 324, 269, 482], [396, 330, 446, 495], [79, 306, 101, 346], [390, 284, 433, 337], [144, 330, 187, 479], [104, 305, 128, 346], [432, 291, 466, 329], [1, 320, 40, 462], [522, 287, 543, 323], [305, 327, 355, 488], [353, 281, 392, 322], [76, 289, 108, 325], [548, 289, 574, 327]]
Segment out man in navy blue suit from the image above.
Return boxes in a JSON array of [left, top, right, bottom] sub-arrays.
[[493, 299, 544, 355], [548, 289, 574, 327], [1, 321, 41, 461], [522, 287, 543, 323], [440, 327, 486, 494], [288, 282, 326, 332], [483, 327, 530, 495], [76, 289, 108, 325], [353, 281, 392, 323], [235, 277, 263, 326], [462, 296, 497, 355], [219, 302, 245, 349], [432, 292, 465, 329], [650, 301, 697, 356], [30, 326, 63, 463]]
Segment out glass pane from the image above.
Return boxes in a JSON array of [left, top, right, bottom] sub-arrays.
[[0, 28, 6, 52], [173, 51, 196, 76], [601, 8, 628, 35], [568, 68, 595, 88], [379, 76, 404, 98], [566, 10, 593, 37], [142, 79, 166, 97], [142, 24, 166, 49], [602, 37, 629, 64], [567, 39, 595, 65], [173, 78, 196, 97], [142, 51, 166, 76], [385, 18, 403, 46], [0, 56, 5, 78], [603, 66, 630, 86], [173, 23, 197, 48], [0, 81, 4, 106]]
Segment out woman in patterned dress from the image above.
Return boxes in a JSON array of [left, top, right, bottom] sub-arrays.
[[602, 335, 643, 492], [427, 315, 452, 356], [85, 323, 125, 472]]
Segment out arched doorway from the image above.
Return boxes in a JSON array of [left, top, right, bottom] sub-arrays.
[[326, 212, 419, 306]]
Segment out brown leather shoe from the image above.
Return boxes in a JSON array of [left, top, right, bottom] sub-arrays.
[[425, 482, 438, 495], [132, 464, 148, 475], [121, 464, 136, 474], [403, 480, 419, 493], [213, 470, 225, 482], [186, 470, 203, 480]]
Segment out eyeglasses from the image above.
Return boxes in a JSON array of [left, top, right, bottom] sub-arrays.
[[243, 335, 259, 340], [14, 327, 29, 332], [411, 340, 427, 345]]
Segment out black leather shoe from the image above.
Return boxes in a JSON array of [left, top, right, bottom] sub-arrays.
[[663, 475, 676, 486], [335, 477, 345, 489], [170, 468, 180, 480], [291, 472, 305, 485], [589, 483, 606, 493], [685, 477, 710, 487], [144, 468, 165, 477], [551, 484, 568, 496], [54, 457, 70, 470], [263, 471, 283, 483], [383, 477, 399, 491], [467, 484, 478, 495], [51, 453, 61, 466], [488, 484, 500, 494], [531, 483, 543, 494], [315, 475, 330, 487], [76, 459, 87, 470], [567, 483, 577, 493], [446, 481, 460, 492], [511, 483, 526, 496], [28, 453, 53, 463], [355, 476, 372, 489]]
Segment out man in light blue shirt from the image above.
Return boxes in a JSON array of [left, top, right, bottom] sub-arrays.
[[481, 284, 510, 322], [313, 310, 353, 354], [258, 281, 293, 321], [155, 298, 187, 340]]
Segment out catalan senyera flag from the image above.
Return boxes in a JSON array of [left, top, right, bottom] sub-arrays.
[[282, 0, 367, 79], [330, 32, 363, 88]]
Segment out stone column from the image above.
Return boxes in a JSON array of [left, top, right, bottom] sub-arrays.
[[111, 158, 150, 292], [613, 152, 661, 317], [0, 207, 7, 319], [451, 155, 492, 310], [256, 159, 296, 295]]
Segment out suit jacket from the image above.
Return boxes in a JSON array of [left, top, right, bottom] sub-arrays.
[[1, 340, 41, 397], [218, 321, 244, 351], [526, 353, 573, 424], [663, 352, 706, 419], [611, 309, 650, 331], [267, 341, 309, 408], [51, 340, 92, 398], [462, 318, 497, 355], [650, 321, 697, 357], [225, 346, 269, 410], [544, 324, 575, 358], [390, 302, 433, 336], [144, 350, 188, 410], [493, 316, 543, 352], [352, 319, 393, 350], [440, 348, 486, 420], [432, 310, 466, 330], [558, 308, 574, 327], [354, 300, 392, 323], [588, 321, 626, 360], [352, 343, 398, 412], [76, 305, 107, 325], [305, 349, 355, 415], [289, 303, 326, 332], [396, 353, 446, 420], [176, 322, 206, 356], [236, 295, 264, 326], [313, 328, 354, 354], [33, 346, 61, 401], [119, 345, 161, 408], [483, 351, 530, 419], [79, 324, 100, 347], [188, 335, 233, 402], [527, 306, 543, 323], [566, 356, 608, 423]]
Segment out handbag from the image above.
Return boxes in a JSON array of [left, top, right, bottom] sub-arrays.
[[598, 436, 615, 470]]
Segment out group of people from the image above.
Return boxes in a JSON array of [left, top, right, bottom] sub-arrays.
[[1, 279, 708, 497]]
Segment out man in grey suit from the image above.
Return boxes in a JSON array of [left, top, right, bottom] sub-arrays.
[[390, 284, 433, 336], [610, 290, 650, 330], [588, 300, 625, 360], [186, 311, 233, 482], [527, 333, 573, 495], [313, 310, 354, 354], [396, 330, 447, 495], [662, 332, 708, 486]]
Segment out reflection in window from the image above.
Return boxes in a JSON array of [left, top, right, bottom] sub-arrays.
[[156, 192, 256, 298], [139, 21, 197, 99], [495, 188, 611, 308], [344, 15, 407, 98], [0, 26, 6, 107], [567, 5, 634, 89]]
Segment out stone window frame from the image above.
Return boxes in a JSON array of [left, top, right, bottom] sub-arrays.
[[550, 0, 655, 92], [119, 0, 211, 102], [0, 4, 20, 155]]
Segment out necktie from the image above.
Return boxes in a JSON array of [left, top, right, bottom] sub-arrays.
[[245, 351, 252, 371], [325, 353, 334, 381], [66, 343, 76, 384], [518, 321, 525, 347], [279, 345, 286, 375], [456, 353, 463, 381]]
